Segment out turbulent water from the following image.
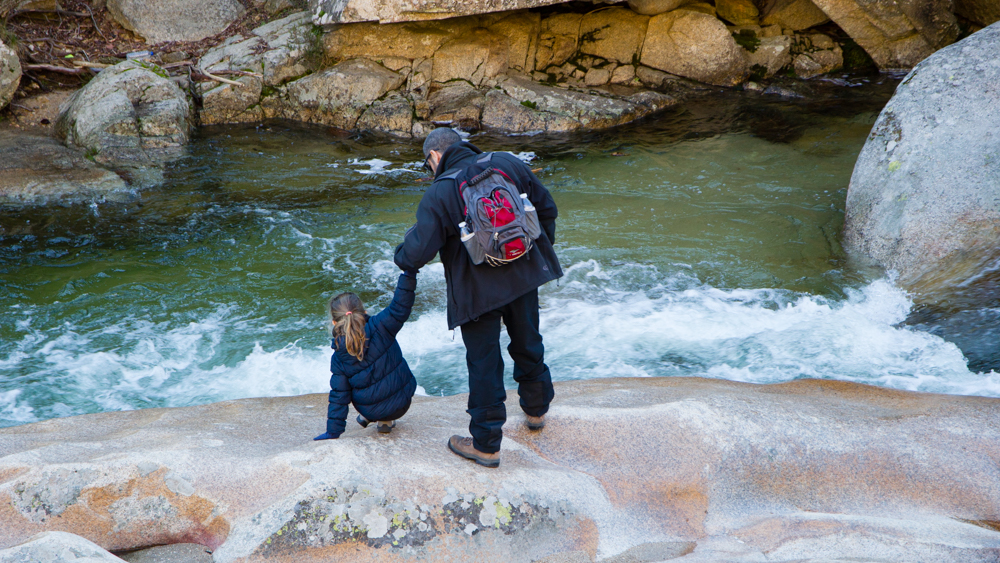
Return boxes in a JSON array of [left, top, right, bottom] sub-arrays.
[[2, 75, 997, 428]]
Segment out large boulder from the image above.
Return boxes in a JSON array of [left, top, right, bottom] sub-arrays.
[[0, 39, 19, 112], [0, 532, 126, 563], [844, 22, 1000, 302], [262, 58, 405, 129], [106, 0, 245, 44], [0, 131, 128, 207], [55, 60, 194, 187], [2, 378, 1000, 562], [198, 12, 319, 125], [433, 28, 509, 86], [425, 81, 487, 129], [323, 16, 481, 62], [641, 9, 749, 87], [488, 11, 541, 72], [534, 13, 582, 70], [578, 7, 650, 65], [810, 0, 959, 68], [954, 0, 1000, 27], [355, 93, 415, 137]]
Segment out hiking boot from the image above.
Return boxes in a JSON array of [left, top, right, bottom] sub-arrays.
[[526, 414, 545, 430], [448, 435, 500, 468], [376, 421, 395, 434]]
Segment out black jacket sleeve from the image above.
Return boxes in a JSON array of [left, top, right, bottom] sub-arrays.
[[371, 271, 417, 338], [394, 183, 452, 272], [326, 365, 351, 437]]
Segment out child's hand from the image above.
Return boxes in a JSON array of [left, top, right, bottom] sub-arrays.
[[313, 432, 338, 440]]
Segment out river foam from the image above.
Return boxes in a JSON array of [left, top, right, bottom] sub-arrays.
[[2, 259, 994, 428]]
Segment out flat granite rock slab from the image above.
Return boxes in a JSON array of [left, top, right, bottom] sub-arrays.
[[0, 131, 128, 207], [1, 378, 1000, 562]]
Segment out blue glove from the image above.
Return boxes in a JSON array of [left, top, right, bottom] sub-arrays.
[[313, 432, 338, 440]]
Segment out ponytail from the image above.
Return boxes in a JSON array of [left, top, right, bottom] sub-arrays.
[[329, 292, 367, 361]]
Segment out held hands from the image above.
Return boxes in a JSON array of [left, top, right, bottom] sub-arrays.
[[313, 432, 338, 441]]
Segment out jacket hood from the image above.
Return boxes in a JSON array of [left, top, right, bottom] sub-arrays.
[[434, 141, 483, 179]]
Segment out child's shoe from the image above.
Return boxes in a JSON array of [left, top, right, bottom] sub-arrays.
[[357, 415, 370, 428], [376, 421, 395, 434]]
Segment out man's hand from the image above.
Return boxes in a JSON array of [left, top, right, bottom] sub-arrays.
[[313, 432, 338, 441]]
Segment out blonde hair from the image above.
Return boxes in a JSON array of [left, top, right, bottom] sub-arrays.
[[329, 292, 367, 361]]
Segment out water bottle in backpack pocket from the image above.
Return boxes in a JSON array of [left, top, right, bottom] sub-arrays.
[[459, 221, 487, 265], [521, 193, 542, 240]]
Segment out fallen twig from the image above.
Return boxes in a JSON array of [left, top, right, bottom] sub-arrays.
[[82, 3, 107, 42], [193, 68, 246, 87], [24, 63, 88, 75], [210, 69, 263, 78], [72, 60, 109, 69], [162, 60, 195, 69]]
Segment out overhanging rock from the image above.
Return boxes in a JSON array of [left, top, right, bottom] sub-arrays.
[[309, 0, 605, 24]]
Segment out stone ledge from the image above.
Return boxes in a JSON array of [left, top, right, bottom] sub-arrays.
[[2, 377, 1000, 562]]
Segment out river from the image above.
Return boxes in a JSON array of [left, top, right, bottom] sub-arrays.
[[2, 74, 997, 428]]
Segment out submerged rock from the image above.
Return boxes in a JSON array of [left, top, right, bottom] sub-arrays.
[[2, 378, 1000, 562], [0, 39, 19, 112], [641, 9, 749, 87], [106, 0, 246, 44], [0, 131, 128, 207], [55, 60, 193, 188], [844, 22, 1000, 304]]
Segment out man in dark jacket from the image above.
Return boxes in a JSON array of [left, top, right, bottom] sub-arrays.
[[394, 128, 562, 468]]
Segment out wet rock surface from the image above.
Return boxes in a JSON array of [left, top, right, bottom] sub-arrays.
[[55, 60, 194, 187], [0, 131, 128, 207], [844, 21, 1000, 304], [2, 378, 1000, 562]]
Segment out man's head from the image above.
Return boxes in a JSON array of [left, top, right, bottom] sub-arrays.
[[422, 128, 462, 174]]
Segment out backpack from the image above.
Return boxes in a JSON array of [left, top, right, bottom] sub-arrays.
[[441, 152, 542, 267]]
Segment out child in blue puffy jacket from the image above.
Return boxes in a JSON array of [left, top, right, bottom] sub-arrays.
[[314, 270, 418, 440]]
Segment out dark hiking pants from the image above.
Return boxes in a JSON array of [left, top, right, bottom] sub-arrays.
[[460, 289, 554, 454]]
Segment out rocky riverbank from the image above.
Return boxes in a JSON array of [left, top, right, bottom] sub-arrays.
[[2, 377, 1000, 562], [1, 0, 998, 205]]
